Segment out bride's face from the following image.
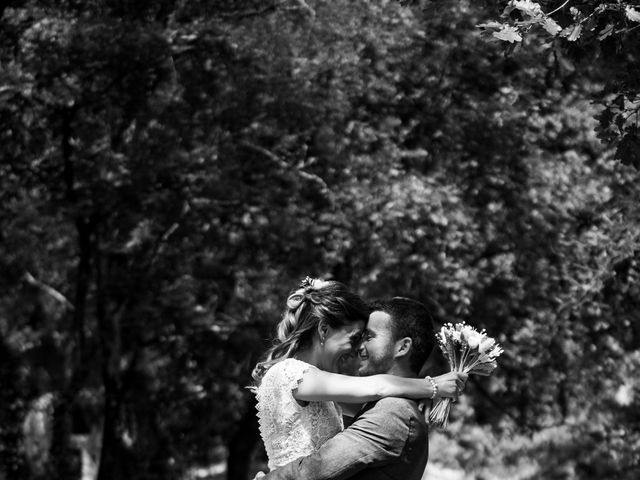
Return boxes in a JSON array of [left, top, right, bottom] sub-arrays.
[[321, 321, 365, 374]]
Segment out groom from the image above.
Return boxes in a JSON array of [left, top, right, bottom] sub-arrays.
[[261, 297, 461, 480]]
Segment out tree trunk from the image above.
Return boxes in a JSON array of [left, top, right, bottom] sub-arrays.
[[49, 212, 95, 479], [49, 395, 80, 479], [72, 216, 93, 376], [97, 386, 133, 480], [0, 342, 29, 479], [95, 239, 134, 480]]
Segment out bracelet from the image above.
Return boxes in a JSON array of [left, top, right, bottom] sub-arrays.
[[425, 376, 437, 400]]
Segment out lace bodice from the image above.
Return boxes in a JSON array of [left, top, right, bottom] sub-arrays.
[[255, 358, 344, 470]]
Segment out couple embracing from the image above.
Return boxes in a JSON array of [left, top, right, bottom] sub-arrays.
[[251, 277, 467, 480]]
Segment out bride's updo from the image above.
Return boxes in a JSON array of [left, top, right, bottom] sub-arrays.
[[252, 277, 368, 385]]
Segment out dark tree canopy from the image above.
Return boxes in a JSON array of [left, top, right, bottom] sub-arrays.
[[1, 1, 639, 479]]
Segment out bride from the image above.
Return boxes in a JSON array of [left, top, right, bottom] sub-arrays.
[[252, 277, 465, 471]]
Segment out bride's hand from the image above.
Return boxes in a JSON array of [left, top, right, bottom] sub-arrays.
[[432, 372, 467, 400]]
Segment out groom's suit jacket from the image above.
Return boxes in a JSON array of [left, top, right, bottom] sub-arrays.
[[262, 396, 429, 480]]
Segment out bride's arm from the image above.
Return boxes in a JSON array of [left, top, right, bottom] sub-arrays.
[[294, 370, 465, 403]]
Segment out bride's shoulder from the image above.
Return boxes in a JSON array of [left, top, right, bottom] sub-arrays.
[[270, 357, 314, 373], [263, 358, 315, 382]]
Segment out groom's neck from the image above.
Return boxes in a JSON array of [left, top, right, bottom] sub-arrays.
[[384, 363, 416, 378]]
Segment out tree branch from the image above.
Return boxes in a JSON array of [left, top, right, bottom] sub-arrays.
[[217, 1, 286, 20], [240, 141, 333, 202], [23, 271, 75, 310], [146, 201, 191, 269]]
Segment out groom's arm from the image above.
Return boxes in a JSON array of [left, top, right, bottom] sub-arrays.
[[262, 398, 418, 480]]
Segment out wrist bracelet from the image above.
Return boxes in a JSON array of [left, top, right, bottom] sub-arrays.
[[425, 376, 437, 400]]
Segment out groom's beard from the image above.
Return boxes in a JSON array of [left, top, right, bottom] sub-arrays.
[[358, 347, 395, 377]]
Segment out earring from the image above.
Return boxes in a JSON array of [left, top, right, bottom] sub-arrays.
[[320, 336, 325, 347]]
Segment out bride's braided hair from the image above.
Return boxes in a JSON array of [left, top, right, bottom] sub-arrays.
[[251, 277, 368, 386]]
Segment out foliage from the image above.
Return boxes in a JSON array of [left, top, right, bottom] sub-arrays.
[[477, 0, 640, 167], [1, 1, 639, 480]]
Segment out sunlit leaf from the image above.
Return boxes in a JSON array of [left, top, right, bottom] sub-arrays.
[[493, 25, 522, 43], [598, 23, 615, 40], [626, 6, 640, 23], [561, 23, 582, 41], [477, 21, 504, 31], [511, 0, 543, 18], [542, 17, 562, 36]]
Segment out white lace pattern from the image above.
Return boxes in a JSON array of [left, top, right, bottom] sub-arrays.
[[256, 358, 343, 470]]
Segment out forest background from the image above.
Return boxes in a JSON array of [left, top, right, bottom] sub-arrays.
[[1, 1, 639, 479]]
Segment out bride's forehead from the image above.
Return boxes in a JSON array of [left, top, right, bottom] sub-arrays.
[[337, 321, 365, 337], [330, 320, 364, 333], [347, 321, 365, 334]]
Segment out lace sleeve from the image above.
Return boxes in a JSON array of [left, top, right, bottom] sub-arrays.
[[271, 358, 315, 399]]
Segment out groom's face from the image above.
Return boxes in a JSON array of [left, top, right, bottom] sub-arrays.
[[357, 310, 396, 376]]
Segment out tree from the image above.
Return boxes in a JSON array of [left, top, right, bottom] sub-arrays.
[[2, 1, 639, 479], [475, 0, 640, 167]]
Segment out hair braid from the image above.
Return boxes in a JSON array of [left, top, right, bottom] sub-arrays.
[[251, 277, 368, 387]]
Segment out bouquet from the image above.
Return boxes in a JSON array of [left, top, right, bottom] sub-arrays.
[[429, 322, 503, 429]]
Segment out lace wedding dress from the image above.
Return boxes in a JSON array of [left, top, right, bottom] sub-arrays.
[[255, 358, 344, 470]]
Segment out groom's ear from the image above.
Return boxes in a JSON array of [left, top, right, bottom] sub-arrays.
[[394, 337, 412, 359]]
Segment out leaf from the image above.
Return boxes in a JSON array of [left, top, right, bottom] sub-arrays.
[[594, 108, 617, 143], [615, 129, 640, 168], [511, 0, 543, 18], [493, 25, 522, 43], [561, 24, 582, 42], [626, 7, 640, 23], [542, 17, 562, 36], [598, 23, 615, 41], [477, 21, 504, 32], [614, 94, 625, 110], [501, 3, 516, 18]]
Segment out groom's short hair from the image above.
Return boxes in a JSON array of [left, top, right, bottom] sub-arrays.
[[369, 297, 435, 374]]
